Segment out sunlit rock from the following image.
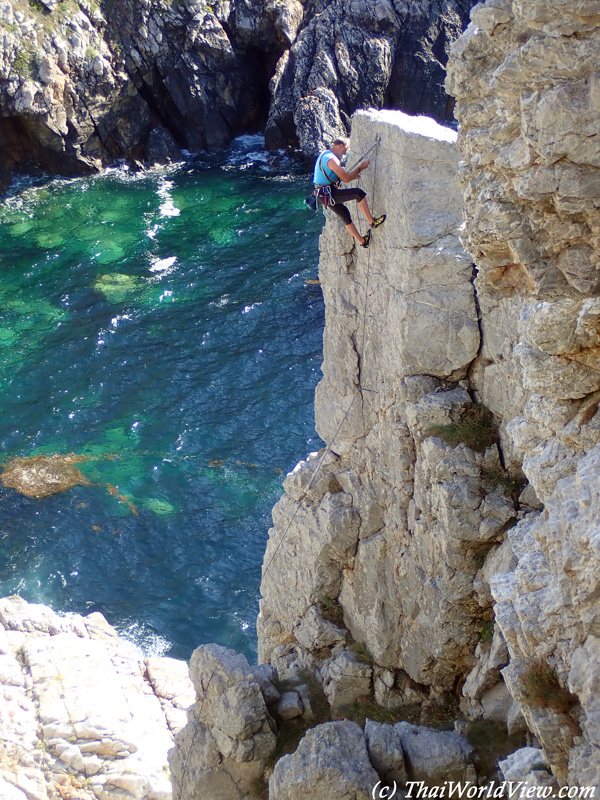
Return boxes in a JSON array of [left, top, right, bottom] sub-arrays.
[[1, 454, 91, 498]]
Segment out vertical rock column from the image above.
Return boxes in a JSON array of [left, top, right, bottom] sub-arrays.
[[446, 0, 600, 783], [258, 110, 516, 702]]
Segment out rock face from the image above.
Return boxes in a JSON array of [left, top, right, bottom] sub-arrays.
[[259, 0, 600, 777], [0, 0, 278, 186], [258, 109, 516, 699], [446, 0, 600, 784], [169, 644, 278, 800], [0, 0, 478, 188], [0, 595, 194, 800], [265, 0, 478, 156]]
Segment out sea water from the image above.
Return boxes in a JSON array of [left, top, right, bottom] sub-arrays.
[[0, 136, 324, 660]]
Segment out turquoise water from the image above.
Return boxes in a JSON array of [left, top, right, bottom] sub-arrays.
[[0, 137, 324, 660]]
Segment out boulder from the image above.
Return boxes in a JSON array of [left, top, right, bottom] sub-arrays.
[[364, 720, 407, 785], [319, 650, 372, 709], [269, 720, 379, 800], [171, 645, 277, 799], [395, 722, 475, 784]]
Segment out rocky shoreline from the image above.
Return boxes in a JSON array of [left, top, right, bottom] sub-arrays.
[[0, 595, 194, 800], [2, 0, 600, 796], [0, 0, 477, 189]]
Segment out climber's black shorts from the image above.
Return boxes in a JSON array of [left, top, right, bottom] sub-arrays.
[[317, 187, 366, 226]]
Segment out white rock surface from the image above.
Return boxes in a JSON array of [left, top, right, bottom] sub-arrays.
[[258, 109, 515, 696], [364, 720, 406, 785], [170, 644, 277, 800], [0, 595, 193, 800], [499, 747, 551, 782], [269, 720, 379, 800], [395, 722, 475, 784]]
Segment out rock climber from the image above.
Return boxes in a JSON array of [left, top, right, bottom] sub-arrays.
[[313, 137, 385, 248]]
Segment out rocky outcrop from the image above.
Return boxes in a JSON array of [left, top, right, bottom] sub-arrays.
[[446, 0, 600, 784], [169, 644, 279, 800], [258, 109, 517, 702], [0, 595, 194, 800], [258, 0, 600, 775], [264, 0, 478, 156], [0, 0, 478, 188], [0, 0, 281, 186]]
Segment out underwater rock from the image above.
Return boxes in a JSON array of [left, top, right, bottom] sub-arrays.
[[93, 272, 142, 303], [1, 454, 91, 498]]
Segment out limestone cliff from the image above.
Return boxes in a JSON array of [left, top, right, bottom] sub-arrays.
[[255, 0, 600, 785], [0, 0, 477, 188], [258, 108, 516, 705], [5, 0, 600, 793], [447, 0, 600, 785]]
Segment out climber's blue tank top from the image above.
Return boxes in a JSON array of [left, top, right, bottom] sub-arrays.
[[313, 151, 338, 185]]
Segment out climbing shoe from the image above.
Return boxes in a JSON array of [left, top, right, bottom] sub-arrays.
[[371, 214, 386, 229], [359, 230, 371, 248]]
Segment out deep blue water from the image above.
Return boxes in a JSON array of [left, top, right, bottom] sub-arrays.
[[0, 137, 324, 660]]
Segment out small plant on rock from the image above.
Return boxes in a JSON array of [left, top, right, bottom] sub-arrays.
[[479, 619, 494, 643], [473, 543, 493, 570], [426, 403, 498, 453], [481, 467, 525, 501], [318, 595, 344, 626], [347, 638, 372, 665], [522, 659, 578, 714], [12, 49, 37, 79], [340, 697, 418, 727]]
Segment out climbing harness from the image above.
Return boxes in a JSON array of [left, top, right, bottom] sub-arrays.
[[177, 135, 383, 780], [306, 151, 339, 212], [306, 141, 380, 214]]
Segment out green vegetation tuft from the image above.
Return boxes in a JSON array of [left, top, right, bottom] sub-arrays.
[[28, 0, 46, 12], [426, 403, 498, 453], [339, 698, 419, 727], [479, 619, 494, 643], [12, 49, 37, 79], [473, 543, 493, 570], [522, 659, 578, 715], [347, 638, 372, 665], [481, 467, 526, 501], [318, 595, 344, 626]]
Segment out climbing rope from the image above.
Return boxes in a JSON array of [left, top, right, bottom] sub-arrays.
[[355, 135, 381, 396], [346, 140, 380, 174], [177, 134, 384, 779]]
